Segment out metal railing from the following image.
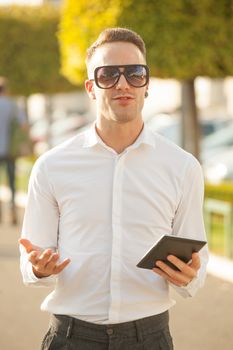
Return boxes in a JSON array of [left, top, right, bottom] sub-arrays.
[[204, 198, 233, 259]]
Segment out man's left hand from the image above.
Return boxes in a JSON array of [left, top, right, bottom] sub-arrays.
[[152, 252, 200, 287]]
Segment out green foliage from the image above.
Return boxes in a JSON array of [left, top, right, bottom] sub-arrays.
[[60, 0, 233, 84], [205, 182, 233, 203], [0, 5, 75, 96], [120, 0, 233, 78], [59, 0, 126, 85]]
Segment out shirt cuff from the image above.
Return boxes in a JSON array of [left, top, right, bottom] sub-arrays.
[[24, 261, 56, 286], [169, 274, 201, 298]]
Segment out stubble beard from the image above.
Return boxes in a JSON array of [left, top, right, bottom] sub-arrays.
[[111, 113, 137, 124], [109, 104, 140, 124]]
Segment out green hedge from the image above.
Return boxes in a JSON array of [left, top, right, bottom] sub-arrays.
[[205, 182, 233, 203], [0, 5, 76, 96]]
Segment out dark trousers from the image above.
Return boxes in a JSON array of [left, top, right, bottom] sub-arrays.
[[0, 157, 17, 224], [0, 157, 16, 203], [41, 311, 173, 350]]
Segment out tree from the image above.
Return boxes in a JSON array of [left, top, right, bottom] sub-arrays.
[[59, 0, 123, 85], [0, 5, 75, 96], [59, 0, 233, 159]]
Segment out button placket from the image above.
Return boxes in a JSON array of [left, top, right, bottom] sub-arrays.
[[108, 153, 126, 323]]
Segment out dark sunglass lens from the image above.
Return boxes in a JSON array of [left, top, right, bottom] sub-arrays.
[[96, 67, 119, 88], [125, 65, 147, 87]]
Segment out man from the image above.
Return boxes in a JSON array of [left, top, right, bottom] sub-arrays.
[[19, 28, 208, 350], [0, 77, 27, 224]]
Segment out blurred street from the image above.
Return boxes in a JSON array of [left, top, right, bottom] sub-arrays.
[[0, 202, 233, 350], [1, 2, 233, 349]]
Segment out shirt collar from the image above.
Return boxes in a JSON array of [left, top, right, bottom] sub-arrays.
[[82, 123, 99, 148], [82, 122, 156, 150], [131, 124, 156, 149]]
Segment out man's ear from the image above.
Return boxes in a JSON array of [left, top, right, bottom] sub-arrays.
[[85, 80, 96, 100]]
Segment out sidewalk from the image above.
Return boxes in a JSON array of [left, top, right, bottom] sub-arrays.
[[0, 199, 233, 350]]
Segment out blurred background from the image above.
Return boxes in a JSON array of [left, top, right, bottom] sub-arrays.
[[0, 0, 233, 349]]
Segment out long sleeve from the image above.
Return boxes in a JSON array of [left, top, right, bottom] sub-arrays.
[[170, 155, 209, 297], [20, 156, 59, 287]]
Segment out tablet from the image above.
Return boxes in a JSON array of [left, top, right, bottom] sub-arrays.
[[137, 235, 207, 271]]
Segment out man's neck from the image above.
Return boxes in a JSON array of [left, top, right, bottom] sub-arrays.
[[95, 118, 144, 154]]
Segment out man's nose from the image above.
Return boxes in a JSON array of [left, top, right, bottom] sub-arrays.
[[115, 72, 130, 89]]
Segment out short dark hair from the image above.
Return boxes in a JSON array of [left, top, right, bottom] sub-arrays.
[[86, 27, 146, 64]]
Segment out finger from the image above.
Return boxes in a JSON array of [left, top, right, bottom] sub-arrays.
[[167, 255, 197, 279], [30, 250, 56, 278], [155, 260, 190, 285], [153, 267, 186, 287], [36, 249, 54, 270], [44, 253, 60, 272], [18, 238, 42, 254], [167, 255, 188, 272], [53, 258, 71, 275], [18, 238, 34, 253], [189, 252, 201, 271], [28, 250, 40, 265]]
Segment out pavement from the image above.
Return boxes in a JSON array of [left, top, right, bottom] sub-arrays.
[[0, 197, 233, 350]]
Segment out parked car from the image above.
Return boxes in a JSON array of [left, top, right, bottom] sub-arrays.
[[145, 114, 180, 144], [201, 122, 233, 161], [146, 114, 233, 147], [30, 114, 89, 155], [29, 118, 50, 155], [50, 114, 88, 147], [146, 114, 233, 182], [202, 147, 233, 183]]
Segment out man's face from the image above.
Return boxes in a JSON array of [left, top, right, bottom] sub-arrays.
[[85, 42, 149, 125]]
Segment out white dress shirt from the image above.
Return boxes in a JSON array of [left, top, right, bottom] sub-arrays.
[[20, 124, 208, 324]]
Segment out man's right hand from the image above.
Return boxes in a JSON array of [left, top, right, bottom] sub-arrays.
[[19, 238, 71, 278]]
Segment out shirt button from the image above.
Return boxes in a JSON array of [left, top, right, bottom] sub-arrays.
[[106, 328, 114, 335]]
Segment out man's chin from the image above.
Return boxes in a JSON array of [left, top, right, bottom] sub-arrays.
[[111, 113, 138, 124]]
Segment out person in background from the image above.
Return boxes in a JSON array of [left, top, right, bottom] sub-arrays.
[[19, 28, 208, 349], [0, 77, 28, 225]]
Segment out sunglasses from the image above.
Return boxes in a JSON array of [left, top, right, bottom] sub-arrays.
[[91, 64, 149, 89]]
